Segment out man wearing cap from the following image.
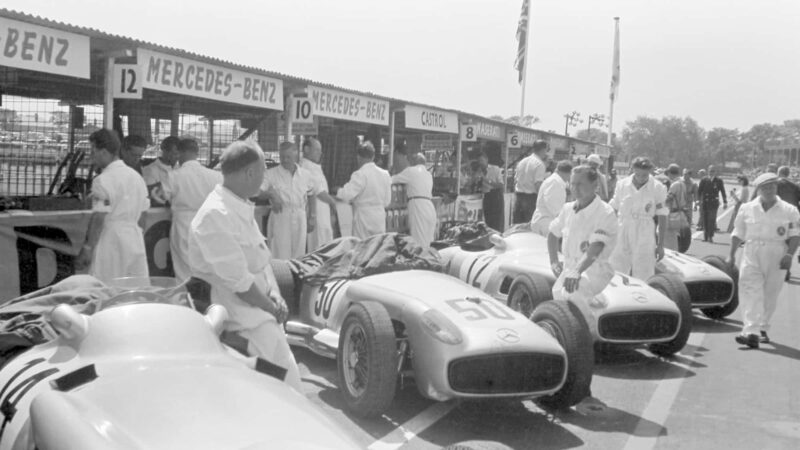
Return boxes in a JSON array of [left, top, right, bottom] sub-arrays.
[[697, 165, 727, 242], [261, 142, 317, 259], [189, 140, 302, 390], [300, 138, 338, 252], [609, 157, 669, 279], [513, 140, 548, 224], [664, 164, 688, 251], [162, 138, 223, 281], [531, 160, 573, 236], [729, 172, 800, 348], [586, 154, 609, 202], [548, 164, 618, 308], [335, 142, 392, 239]]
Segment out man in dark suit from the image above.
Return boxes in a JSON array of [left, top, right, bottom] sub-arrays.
[[697, 165, 727, 242]]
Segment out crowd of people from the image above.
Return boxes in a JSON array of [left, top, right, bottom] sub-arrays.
[[77, 128, 800, 390]]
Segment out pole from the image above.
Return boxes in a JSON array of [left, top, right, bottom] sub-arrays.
[[388, 110, 396, 170], [103, 57, 115, 129], [564, 116, 569, 136], [607, 17, 620, 147]]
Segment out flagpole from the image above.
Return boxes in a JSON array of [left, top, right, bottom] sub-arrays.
[[519, 2, 532, 119], [606, 17, 619, 147]]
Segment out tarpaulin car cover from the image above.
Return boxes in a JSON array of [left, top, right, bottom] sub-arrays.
[[303, 233, 443, 286]]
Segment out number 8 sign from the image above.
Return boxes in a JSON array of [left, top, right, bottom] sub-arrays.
[[112, 64, 142, 99], [460, 124, 477, 142]]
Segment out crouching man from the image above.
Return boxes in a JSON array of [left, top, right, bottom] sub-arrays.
[[188, 140, 302, 391], [547, 165, 618, 304]]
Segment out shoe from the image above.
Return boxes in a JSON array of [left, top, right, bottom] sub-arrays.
[[760, 331, 770, 344], [735, 334, 759, 349]]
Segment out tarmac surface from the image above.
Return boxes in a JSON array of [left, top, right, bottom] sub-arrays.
[[293, 198, 800, 450]]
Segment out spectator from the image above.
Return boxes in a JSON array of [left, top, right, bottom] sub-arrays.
[[776, 166, 800, 212], [531, 160, 573, 236], [512, 140, 548, 224], [697, 165, 727, 242], [121, 135, 147, 174], [143, 136, 180, 206], [727, 175, 750, 233]]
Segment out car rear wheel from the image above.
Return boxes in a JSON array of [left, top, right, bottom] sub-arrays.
[[647, 274, 693, 357], [337, 301, 397, 418], [699, 255, 740, 319], [507, 274, 552, 319], [531, 300, 593, 410], [678, 225, 692, 253]]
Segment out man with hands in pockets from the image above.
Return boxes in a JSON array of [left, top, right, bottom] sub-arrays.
[[547, 165, 619, 304]]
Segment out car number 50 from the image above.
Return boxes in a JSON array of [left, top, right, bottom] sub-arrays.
[[445, 299, 513, 321]]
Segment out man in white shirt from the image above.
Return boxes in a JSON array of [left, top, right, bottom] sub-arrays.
[[609, 157, 668, 280], [261, 142, 317, 259], [513, 140, 548, 224], [548, 164, 618, 304], [77, 129, 150, 282], [162, 138, 223, 281], [143, 136, 179, 206], [392, 153, 437, 247], [729, 173, 800, 348], [531, 160, 573, 236], [336, 142, 392, 239], [189, 140, 301, 391], [586, 154, 609, 202], [299, 138, 337, 252]]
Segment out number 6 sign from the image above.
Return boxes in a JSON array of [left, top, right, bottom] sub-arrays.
[[113, 64, 142, 99], [507, 132, 521, 149]]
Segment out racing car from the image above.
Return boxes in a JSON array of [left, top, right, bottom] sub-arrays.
[[275, 234, 594, 418], [656, 252, 739, 319], [436, 228, 695, 357], [0, 276, 359, 450]]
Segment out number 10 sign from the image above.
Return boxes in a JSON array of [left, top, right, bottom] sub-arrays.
[[112, 64, 142, 99]]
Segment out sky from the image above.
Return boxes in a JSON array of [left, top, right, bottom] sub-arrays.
[[4, 0, 800, 136]]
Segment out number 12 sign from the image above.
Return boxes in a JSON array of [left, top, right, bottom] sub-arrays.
[[113, 64, 142, 99]]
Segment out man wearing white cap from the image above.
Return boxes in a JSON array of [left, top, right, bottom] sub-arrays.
[[729, 172, 800, 348], [586, 154, 609, 202], [609, 157, 668, 280]]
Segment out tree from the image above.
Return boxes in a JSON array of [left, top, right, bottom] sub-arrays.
[[620, 116, 705, 169], [574, 128, 608, 144]]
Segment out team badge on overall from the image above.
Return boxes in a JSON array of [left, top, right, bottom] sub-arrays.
[[644, 202, 652, 213], [777, 226, 786, 236], [580, 241, 590, 252]]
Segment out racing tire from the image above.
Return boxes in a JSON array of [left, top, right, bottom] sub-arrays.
[[699, 255, 740, 320], [647, 274, 693, 357], [337, 301, 398, 418], [531, 300, 593, 410], [677, 225, 692, 253], [507, 274, 552, 319]]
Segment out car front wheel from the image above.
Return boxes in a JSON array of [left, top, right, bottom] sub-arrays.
[[337, 301, 397, 418], [699, 255, 739, 319], [531, 300, 593, 410], [647, 274, 693, 357], [507, 274, 552, 319]]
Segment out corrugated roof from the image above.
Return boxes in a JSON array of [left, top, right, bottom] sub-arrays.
[[0, 8, 609, 146]]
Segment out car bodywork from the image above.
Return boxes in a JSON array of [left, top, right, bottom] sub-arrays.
[[437, 230, 684, 345], [0, 281, 359, 450], [657, 249, 735, 309]]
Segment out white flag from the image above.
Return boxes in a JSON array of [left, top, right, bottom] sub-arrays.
[[610, 18, 620, 100]]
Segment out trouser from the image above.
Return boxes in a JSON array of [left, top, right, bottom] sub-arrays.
[[268, 208, 307, 259], [702, 204, 719, 241], [352, 205, 386, 239], [727, 202, 742, 233], [90, 222, 149, 283], [307, 199, 333, 253], [483, 188, 505, 232], [552, 265, 614, 303], [407, 198, 437, 248], [240, 320, 303, 392], [512, 192, 537, 224], [170, 210, 195, 282], [738, 241, 787, 336], [610, 217, 656, 280]]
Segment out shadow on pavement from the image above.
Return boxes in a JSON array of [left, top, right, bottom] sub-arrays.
[[691, 316, 742, 334], [594, 346, 703, 380], [759, 341, 800, 362], [417, 400, 584, 450], [556, 397, 666, 437]]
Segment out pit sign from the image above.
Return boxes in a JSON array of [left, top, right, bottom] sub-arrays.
[[507, 132, 521, 149], [112, 64, 142, 99], [460, 124, 477, 142], [0, 17, 90, 79]]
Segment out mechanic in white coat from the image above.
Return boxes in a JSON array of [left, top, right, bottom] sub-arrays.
[[261, 142, 317, 259], [531, 160, 573, 236], [299, 138, 337, 252], [609, 157, 668, 280], [586, 154, 609, 202], [548, 164, 618, 304], [143, 136, 179, 206], [729, 173, 800, 348], [77, 129, 150, 283], [189, 140, 302, 391], [162, 138, 222, 281], [392, 153, 437, 247], [335, 142, 392, 239]]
